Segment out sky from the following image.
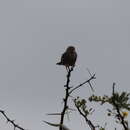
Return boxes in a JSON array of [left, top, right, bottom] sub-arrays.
[[0, 0, 130, 130]]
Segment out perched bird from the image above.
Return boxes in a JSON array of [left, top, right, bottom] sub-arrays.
[[56, 46, 77, 71]]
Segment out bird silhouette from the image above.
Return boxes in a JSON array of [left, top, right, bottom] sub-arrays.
[[57, 46, 77, 71]]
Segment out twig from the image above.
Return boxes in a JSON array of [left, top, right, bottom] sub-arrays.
[[43, 120, 70, 130], [69, 74, 96, 94], [0, 110, 26, 130]]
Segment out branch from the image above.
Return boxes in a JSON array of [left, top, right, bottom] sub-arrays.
[[59, 67, 74, 130], [112, 83, 129, 130], [74, 101, 96, 130], [0, 110, 26, 130], [69, 74, 96, 94], [43, 121, 70, 130]]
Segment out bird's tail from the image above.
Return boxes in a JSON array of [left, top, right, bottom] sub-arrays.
[[56, 62, 62, 65]]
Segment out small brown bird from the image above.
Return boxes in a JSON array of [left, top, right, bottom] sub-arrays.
[[56, 46, 77, 71]]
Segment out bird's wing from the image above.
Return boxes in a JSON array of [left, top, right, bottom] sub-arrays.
[[74, 52, 77, 63], [61, 52, 69, 64]]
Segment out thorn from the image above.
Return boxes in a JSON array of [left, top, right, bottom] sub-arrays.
[[43, 120, 60, 127], [46, 113, 62, 116], [88, 81, 94, 92], [86, 68, 92, 77]]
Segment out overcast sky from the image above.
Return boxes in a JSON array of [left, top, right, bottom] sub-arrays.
[[0, 0, 130, 130]]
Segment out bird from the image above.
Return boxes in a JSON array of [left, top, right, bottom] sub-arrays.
[[56, 46, 77, 71]]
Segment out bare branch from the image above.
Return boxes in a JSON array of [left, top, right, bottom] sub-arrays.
[[69, 74, 96, 94], [0, 110, 26, 130]]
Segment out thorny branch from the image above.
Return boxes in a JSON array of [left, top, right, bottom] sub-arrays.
[[74, 101, 96, 130], [0, 110, 26, 130], [59, 67, 73, 130], [59, 67, 96, 130]]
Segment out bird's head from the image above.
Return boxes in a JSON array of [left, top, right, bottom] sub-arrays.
[[66, 46, 75, 53]]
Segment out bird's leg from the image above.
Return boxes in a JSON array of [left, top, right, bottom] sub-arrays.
[[68, 66, 71, 72], [71, 66, 74, 71], [65, 66, 69, 72]]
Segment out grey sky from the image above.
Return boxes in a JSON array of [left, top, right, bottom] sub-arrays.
[[0, 0, 130, 130]]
